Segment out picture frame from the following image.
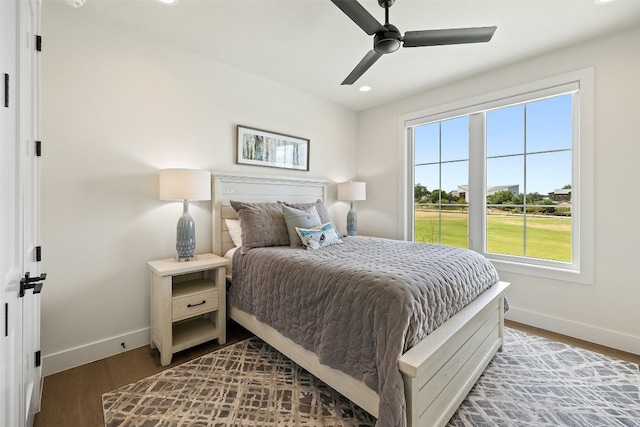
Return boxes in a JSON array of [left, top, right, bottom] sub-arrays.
[[237, 125, 310, 171]]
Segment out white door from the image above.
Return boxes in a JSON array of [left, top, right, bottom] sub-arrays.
[[0, 1, 42, 426], [0, 1, 25, 427], [20, 0, 42, 424]]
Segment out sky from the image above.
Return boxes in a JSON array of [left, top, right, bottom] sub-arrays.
[[414, 94, 573, 196]]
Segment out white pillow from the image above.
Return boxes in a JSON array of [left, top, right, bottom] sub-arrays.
[[223, 247, 237, 278], [224, 219, 243, 247]]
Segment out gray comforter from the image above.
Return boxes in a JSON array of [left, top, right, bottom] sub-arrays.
[[230, 236, 499, 427]]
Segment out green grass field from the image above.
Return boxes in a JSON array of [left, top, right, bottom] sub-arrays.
[[414, 210, 571, 262]]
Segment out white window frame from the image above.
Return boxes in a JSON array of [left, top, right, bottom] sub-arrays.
[[399, 69, 594, 285]]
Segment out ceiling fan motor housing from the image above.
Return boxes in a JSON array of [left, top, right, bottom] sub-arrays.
[[374, 23, 401, 54]]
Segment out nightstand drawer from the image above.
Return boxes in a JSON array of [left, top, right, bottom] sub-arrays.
[[172, 290, 218, 321]]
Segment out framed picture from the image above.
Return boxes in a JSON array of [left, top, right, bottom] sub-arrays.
[[237, 125, 310, 171]]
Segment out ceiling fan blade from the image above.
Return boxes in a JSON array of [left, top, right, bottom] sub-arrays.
[[341, 50, 383, 85], [331, 0, 386, 35], [403, 26, 497, 47]]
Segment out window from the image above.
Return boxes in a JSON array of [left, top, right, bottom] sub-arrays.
[[404, 70, 594, 284], [414, 116, 469, 248], [485, 95, 573, 262]]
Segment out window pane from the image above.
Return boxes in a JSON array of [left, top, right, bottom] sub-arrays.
[[441, 160, 468, 197], [414, 163, 440, 243], [486, 212, 524, 256], [486, 95, 573, 262], [441, 116, 469, 162], [526, 151, 571, 198], [487, 104, 524, 157], [414, 207, 441, 244], [441, 160, 468, 248], [414, 123, 439, 164], [526, 94, 572, 153], [414, 164, 439, 199], [440, 211, 468, 248], [487, 154, 524, 256], [487, 155, 524, 197], [413, 119, 469, 249], [526, 216, 571, 262], [526, 150, 572, 262]]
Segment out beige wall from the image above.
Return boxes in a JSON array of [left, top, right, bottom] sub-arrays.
[[357, 26, 640, 354], [41, 3, 358, 374]]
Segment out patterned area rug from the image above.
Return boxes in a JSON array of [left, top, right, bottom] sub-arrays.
[[103, 328, 640, 427]]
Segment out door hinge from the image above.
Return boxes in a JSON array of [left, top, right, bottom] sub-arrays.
[[35, 140, 42, 157], [36, 35, 42, 52], [35, 351, 41, 367], [3, 73, 8, 108], [36, 246, 42, 262], [4, 303, 7, 337]]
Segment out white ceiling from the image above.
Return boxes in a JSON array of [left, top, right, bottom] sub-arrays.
[[66, 0, 640, 111]]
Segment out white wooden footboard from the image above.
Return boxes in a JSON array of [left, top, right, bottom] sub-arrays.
[[229, 280, 509, 427], [399, 281, 510, 427]]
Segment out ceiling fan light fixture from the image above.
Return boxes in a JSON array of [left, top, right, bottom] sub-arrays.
[[374, 24, 401, 54], [359, 86, 372, 92]]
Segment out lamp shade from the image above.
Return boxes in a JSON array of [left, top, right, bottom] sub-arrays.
[[159, 169, 211, 201], [338, 181, 366, 201]]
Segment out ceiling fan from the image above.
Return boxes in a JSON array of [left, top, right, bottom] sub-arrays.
[[331, 0, 497, 85]]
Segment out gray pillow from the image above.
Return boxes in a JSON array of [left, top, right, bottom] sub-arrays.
[[283, 199, 331, 224], [282, 205, 321, 246], [229, 201, 289, 253]]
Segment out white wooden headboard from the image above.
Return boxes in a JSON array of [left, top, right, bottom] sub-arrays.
[[212, 172, 329, 256]]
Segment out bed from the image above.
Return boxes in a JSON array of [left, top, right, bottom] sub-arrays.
[[211, 172, 510, 427]]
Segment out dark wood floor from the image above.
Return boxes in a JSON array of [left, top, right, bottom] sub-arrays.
[[34, 321, 253, 427], [33, 320, 638, 427]]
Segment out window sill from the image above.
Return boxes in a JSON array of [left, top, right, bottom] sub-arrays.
[[489, 257, 593, 285]]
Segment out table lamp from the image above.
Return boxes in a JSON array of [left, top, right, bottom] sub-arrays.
[[338, 181, 366, 236], [159, 169, 211, 261]]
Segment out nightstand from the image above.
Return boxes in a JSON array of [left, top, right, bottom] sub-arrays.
[[148, 253, 229, 366]]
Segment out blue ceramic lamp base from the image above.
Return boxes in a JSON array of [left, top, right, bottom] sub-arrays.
[[176, 200, 196, 262], [346, 202, 358, 236]]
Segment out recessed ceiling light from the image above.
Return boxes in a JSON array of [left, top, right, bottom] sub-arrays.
[[158, 0, 179, 5], [359, 86, 372, 92], [595, 0, 616, 4]]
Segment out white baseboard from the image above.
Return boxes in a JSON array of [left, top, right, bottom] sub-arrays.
[[42, 327, 150, 376], [41, 310, 639, 376], [506, 307, 640, 356]]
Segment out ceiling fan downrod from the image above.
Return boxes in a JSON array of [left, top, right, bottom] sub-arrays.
[[374, 2, 401, 54], [384, 2, 390, 24]]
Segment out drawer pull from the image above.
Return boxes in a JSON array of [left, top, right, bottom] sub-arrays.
[[187, 300, 206, 308]]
